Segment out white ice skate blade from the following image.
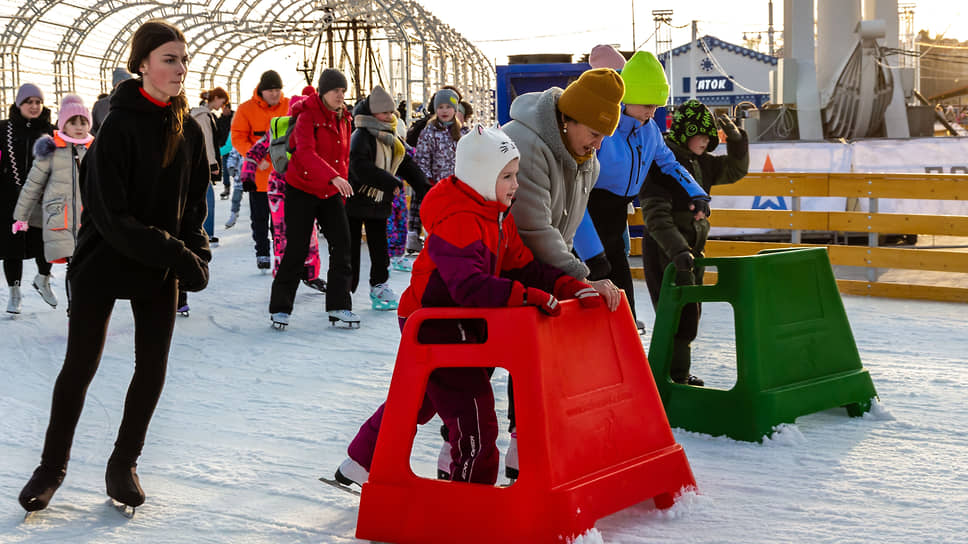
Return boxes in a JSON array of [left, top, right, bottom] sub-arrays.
[[319, 477, 361, 496]]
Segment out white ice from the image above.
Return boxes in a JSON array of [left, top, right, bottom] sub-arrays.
[[1, 195, 966, 543]]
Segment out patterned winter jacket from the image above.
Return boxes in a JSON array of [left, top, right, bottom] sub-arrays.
[[241, 133, 285, 195], [414, 120, 465, 184], [13, 132, 91, 262], [398, 176, 566, 341]]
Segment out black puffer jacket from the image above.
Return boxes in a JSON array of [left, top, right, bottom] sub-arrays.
[[346, 96, 429, 220], [0, 105, 54, 258], [71, 79, 211, 299]]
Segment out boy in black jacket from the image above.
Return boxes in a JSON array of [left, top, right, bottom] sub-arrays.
[[639, 99, 749, 386]]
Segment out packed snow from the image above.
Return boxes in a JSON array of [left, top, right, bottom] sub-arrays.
[[1, 195, 966, 543]]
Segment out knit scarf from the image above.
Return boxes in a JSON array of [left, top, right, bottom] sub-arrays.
[[355, 114, 406, 175]]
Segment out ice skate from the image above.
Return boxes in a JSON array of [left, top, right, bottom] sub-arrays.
[[105, 460, 145, 512], [391, 255, 412, 272], [302, 278, 327, 293], [19, 464, 66, 513], [257, 255, 271, 273], [7, 282, 22, 314], [177, 303, 190, 317], [505, 428, 518, 481], [32, 274, 58, 308], [328, 457, 368, 492], [208, 236, 219, 248], [405, 231, 423, 254], [328, 309, 360, 328], [271, 312, 290, 330], [369, 283, 398, 311], [224, 211, 238, 229], [219, 187, 230, 200]]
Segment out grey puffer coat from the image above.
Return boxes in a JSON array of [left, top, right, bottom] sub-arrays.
[[503, 87, 599, 280], [13, 133, 88, 262]]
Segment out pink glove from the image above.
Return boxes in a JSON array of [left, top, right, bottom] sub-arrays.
[[11, 220, 28, 234]]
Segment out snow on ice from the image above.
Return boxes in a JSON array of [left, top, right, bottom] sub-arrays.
[[1, 196, 967, 543]]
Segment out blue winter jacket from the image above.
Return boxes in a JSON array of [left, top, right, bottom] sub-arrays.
[[572, 112, 709, 260]]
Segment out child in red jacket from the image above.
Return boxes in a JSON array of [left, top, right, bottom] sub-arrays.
[[333, 125, 604, 487]]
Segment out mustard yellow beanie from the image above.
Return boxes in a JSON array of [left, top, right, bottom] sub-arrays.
[[557, 68, 625, 136]]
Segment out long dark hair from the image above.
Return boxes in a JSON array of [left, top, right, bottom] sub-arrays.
[[127, 20, 188, 167]]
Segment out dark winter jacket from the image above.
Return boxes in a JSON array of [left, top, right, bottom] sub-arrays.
[[0, 104, 54, 259], [71, 78, 211, 299], [287, 86, 351, 200], [346, 96, 429, 220], [398, 176, 566, 341], [641, 109, 749, 259], [215, 109, 233, 149]]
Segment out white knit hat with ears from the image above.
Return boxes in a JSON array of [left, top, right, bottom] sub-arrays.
[[454, 124, 521, 202]]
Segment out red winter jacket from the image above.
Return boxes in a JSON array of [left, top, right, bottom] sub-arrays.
[[286, 86, 352, 199]]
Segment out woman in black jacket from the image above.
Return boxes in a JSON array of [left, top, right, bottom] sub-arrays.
[[18, 20, 211, 513], [1, 84, 56, 314], [348, 85, 429, 310]]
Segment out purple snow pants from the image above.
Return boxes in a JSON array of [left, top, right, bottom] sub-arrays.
[[348, 320, 499, 484]]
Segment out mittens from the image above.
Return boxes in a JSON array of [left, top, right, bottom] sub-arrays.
[[553, 276, 603, 308], [11, 220, 28, 234], [672, 250, 695, 272], [242, 180, 257, 193], [524, 287, 561, 317], [175, 249, 209, 292], [690, 197, 711, 218]]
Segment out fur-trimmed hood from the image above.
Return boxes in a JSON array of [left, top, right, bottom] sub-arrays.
[[32, 134, 56, 159]]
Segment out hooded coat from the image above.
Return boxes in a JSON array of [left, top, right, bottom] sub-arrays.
[[502, 88, 598, 280], [230, 88, 290, 192], [286, 86, 352, 200], [189, 105, 221, 180], [398, 176, 565, 335], [70, 78, 211, 299], [347, 96, 429, 220], [13, 132, 91, 262], [1, 104, 54, 259]]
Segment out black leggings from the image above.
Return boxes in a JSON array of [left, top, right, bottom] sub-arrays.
[[348, 216, 390, 292], [39, 276, 178, 468], [3, 257, 52, 287], [586, 189, 637, 319]]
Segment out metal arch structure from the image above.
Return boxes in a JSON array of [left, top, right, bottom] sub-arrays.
[[0, 0, 495, 122]]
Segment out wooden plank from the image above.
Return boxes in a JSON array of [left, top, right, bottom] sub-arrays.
[[630, 237, 642, 256], [628, 267, 968, 302], [828, 173, 966, 200], [703, 240, 968, 273], [628, 211, 643, 226], [828, 212, 968, 236], [705, 209, 830, 230], [709, 172, 830, 197]]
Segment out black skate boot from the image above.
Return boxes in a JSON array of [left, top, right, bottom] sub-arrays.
[[106, 458, 145, 508], [19, 464, 66, 512]]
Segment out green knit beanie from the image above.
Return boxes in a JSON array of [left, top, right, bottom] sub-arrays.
[[620, 51, 669, 106], [669, 99, 719, 153]]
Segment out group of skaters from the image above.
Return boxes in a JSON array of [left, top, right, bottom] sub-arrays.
[[6, 18, 748, 515]]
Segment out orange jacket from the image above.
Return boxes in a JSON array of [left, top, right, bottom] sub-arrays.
[[230, 88, 290, 192]]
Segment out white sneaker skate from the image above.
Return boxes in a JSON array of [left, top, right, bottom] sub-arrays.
[[327, 309, 360, 328], [7, 282, 22, 314], [224, 211, 238, 229], [32, 274, 57, 308]]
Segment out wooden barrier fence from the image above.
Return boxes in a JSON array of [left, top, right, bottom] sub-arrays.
[[628, 172, 968, 303]]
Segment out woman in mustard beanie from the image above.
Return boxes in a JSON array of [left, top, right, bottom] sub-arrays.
[[573, 50, 710, 334], [498, 67, 625, 480]]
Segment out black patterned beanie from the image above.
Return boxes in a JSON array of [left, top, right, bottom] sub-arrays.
[[669, 99, 718, 153]]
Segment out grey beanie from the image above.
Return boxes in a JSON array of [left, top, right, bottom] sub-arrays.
[[433, 89, 459, 111], [15, 83, 43, 107], [368, 85, 395, 114], [112, 68, 133, 87], [318, 68, 348, 96]]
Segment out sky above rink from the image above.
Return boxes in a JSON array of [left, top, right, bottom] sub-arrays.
[[415, 0, 967, 65]]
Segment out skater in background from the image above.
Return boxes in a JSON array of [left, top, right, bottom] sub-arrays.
[[12, 94, 93, 313], [573, 49, 711, 333], [18, 20, 210, 513], [215, 99, 234, 200], [334, 125, 603, 488], [91, 68, 132, 136], [347, 85, 428, 311], [407, 86, 465, 253], [241, 130, 325, 291], [640, 98, 749, 386], [231, 69, 289, 271], [267, 69, 356, 329], [1, 83, 56, 314]]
